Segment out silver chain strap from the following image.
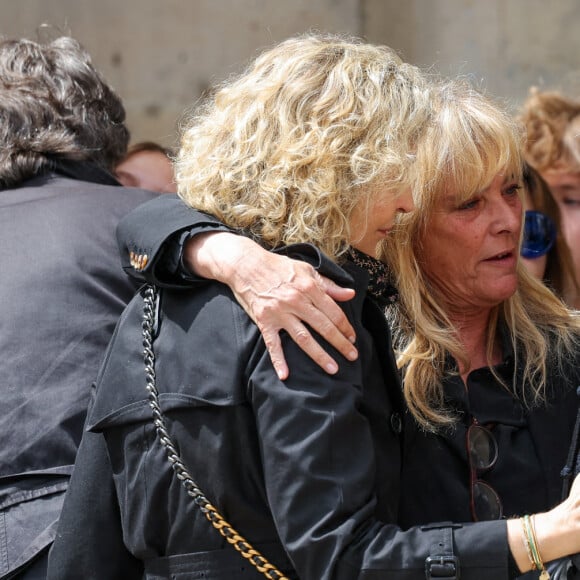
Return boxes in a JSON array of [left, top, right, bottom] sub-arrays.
[[142, 284, 289, 580]]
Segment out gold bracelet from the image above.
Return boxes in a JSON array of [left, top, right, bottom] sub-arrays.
[[523, 514, 550, 580], [521, 516, 536, 570], [530, 515, 550, 580]]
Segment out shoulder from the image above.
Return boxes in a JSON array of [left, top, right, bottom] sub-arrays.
[[69, 180, 160, 215], [88, 282, 259, 429], [5, 173, 159, 218]]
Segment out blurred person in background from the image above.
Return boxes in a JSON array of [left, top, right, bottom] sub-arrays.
[[521, 88, 580, 308], [0, 35, 158, 579], [520, 162, 580, 303], [115, 140, 177, 193]]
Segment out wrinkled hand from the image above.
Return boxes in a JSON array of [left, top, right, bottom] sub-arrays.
[[535, 473, 580, 564], [184, 232, 358, 379], [507, 473, 580, 573], [563, 472, 580, 538]]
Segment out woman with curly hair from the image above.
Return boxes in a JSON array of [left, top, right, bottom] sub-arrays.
[[52, 34, 580, 579]]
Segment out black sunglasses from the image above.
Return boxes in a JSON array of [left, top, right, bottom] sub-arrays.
[[467, 421, 503, 521]]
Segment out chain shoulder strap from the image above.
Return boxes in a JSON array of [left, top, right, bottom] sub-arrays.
[[142, 284, 289, 580]]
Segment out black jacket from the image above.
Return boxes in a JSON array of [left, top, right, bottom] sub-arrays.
[[0, 164, 158, 578], [49, 210, 510, 578]]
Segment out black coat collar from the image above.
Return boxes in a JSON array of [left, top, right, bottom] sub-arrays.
[[50, 159, 121, 187]]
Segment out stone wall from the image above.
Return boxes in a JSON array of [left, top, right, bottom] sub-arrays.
[[3, 0, 579, 146]]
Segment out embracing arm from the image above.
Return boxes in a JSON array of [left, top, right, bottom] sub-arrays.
[[117, 194, 358, 379], [188, 231, 358, 379]]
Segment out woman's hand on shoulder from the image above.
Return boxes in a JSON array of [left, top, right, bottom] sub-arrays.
[[184, 232, 358, 379]]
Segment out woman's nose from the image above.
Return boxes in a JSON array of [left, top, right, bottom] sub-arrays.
[[398, 189, 415, 213], [490, 193, 522, 234]]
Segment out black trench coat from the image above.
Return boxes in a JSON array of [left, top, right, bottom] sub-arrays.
[[48, 240, 510, 580]]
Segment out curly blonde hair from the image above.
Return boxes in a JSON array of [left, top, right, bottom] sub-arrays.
[[175, 33, 433, 260], [381, 81, 580, 429], [520, 88, 580, 172]]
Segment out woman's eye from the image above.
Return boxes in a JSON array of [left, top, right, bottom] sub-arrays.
[[504, 184, 521, 197], [562, 196, 580, 207], [458, 198, 479, 210]]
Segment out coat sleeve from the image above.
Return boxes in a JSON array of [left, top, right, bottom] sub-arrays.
[[116, 194, 232, 287], [246, 324, 511, 580], [47, 426, 143, 580]]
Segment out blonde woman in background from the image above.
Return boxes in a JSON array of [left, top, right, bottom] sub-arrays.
[[521, 89, 580, 308], [520, 163, 580, 303]]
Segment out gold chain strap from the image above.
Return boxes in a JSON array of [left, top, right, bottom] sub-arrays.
[[142, 284, 289, 580]]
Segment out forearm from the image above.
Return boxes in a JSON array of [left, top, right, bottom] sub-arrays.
[[506, 476, 580, 574], [183, 231, 260, 284], [119, 194, 358, 377]]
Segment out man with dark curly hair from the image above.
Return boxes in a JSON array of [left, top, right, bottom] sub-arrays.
[[0, 35, 158, 579]]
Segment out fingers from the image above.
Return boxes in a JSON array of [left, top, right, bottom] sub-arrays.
[[311, 275, 357, 345], [269, 265, 358, 364], [321, 276, 357, 302], [297, 297, 358, 363], [261, 329, 290, 380], [262, 322, 341, 380], [253, 290, 357, 378], [228, 252, 360, 377], [287, 321, 340, 375]]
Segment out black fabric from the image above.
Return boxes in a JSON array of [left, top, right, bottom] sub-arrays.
[[551, 387, 580, 580], [561, 386, 580, 499], [49, 158, 121, 187], [0, 165, 158, 577], [142, 542, 294, 579], [398, 351, 579, 530], [48, 245, 509, 580]]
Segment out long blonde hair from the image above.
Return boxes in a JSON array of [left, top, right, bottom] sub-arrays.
[[175, 33, 433, 260], [381, 81, 580, 429]]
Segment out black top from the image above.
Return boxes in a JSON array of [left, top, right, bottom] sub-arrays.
[[399, 340, 579, 531], [0, 162, 158, 576]]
